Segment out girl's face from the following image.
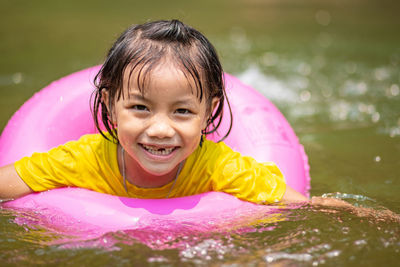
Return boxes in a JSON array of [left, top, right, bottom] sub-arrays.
[[105, 63, 218, 183]]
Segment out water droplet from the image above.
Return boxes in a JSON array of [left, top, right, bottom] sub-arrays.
[[297, 63, 312, 75], [356, 82, 367, 94], [326, 250, 341, 258], [358, 103, 367, 113], [366, 104, 375, 114], [371, 112, 380, 123], [300, 90, 311, 102], [345, 62, 358, 74], [148, 256, 167, 263], [266, 256, 274, 263], [322, 87, 332, 98], [354, 239, 367, 246], [12, 72, 23, 84], [342, 226, 350, 234], [315, 10, 331, 26], [389, 84, 399, 96], [330, 101, 350, 121], [374, 67, 390, 81], [35, 249, 45, 256], [389, 127, 400, 137]]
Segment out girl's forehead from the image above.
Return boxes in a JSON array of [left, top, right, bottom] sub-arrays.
[[122, 62, 204, 98]]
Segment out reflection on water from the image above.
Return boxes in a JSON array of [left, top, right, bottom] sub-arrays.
[[1, 0, 399, 265], [1, 195, 399, 266]]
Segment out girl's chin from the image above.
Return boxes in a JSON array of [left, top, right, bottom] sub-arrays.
[[139, 162, 181, 177]]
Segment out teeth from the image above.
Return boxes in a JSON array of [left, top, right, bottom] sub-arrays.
[[142, 144, 174, 155]]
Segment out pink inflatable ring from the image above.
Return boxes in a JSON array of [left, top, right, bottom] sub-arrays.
[[0, 66, 310, 239]]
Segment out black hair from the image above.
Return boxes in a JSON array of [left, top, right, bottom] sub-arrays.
[[92, 19, 232, 142]]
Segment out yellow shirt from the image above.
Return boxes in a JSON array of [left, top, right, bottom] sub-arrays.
[[14, 133, 286, 204]]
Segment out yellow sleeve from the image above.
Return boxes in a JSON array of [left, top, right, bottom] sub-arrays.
[[14, 134, 120, 193], [15, 145, 82, 191], [210, 142, 286, 204]]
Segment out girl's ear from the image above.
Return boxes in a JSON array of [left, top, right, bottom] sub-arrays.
[[101, 90, 116, 123], [211, 97, 220, 113]]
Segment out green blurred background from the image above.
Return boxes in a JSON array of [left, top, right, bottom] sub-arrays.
[[1, 0, 399, 265]]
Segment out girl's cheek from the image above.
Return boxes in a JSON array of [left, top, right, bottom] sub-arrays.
[[187, 127, 203, 144]]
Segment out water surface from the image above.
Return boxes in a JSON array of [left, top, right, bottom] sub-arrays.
[[1, 0, 399, 265]]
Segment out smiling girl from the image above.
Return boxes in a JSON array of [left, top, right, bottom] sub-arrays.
[[0, 20, 306, 203]]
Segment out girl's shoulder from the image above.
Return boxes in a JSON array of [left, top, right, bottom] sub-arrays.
[[64, 132, 115, 148], [56, 132, 118, 160], [206, 139, 233, 149], [187, 139, 238, 167]]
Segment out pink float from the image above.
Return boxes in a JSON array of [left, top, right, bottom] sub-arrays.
[[0, 66, 310, 241]]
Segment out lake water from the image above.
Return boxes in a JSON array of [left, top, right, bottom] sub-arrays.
[[1, 0, 399, 266]]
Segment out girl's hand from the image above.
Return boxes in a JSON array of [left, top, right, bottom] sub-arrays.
[[281, 187, 399, 223], [310, 196, 354, 208], [310, 195, 400, 223]]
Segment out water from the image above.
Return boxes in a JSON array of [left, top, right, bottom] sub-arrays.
[[1, 0, 399, 265]]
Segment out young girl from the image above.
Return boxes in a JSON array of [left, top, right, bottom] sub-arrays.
[[0, 19, 307, 204]]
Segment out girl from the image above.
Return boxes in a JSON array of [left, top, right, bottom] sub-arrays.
[[0, 19, 307, 203]]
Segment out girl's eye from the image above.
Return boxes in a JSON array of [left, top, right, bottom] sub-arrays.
[[176, 108, 191, 115], [132, 105, 148, 111]]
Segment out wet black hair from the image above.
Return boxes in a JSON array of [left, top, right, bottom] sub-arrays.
[[92, 19, 232, 142]]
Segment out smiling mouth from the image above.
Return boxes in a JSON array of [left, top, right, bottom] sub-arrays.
[[140, 144, 177, 156]]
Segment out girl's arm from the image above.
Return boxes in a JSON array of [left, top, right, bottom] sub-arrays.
[[0, 164, 33, 200], [281, 185, 353, 207], [282, 184, 372, 211], [282, 185, 399, 222], [281, 185, 308, 203]]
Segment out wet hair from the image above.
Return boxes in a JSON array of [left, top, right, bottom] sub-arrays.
[[92, 19, 232, 143]]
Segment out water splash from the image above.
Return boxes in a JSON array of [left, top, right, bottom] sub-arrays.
[[1, 193, 399, 266], [235, 62, 399, 136]]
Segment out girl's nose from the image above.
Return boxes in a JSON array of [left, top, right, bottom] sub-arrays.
[[146, 116, 175, 139]]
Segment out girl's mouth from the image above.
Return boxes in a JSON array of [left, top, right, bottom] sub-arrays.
[[140, 144, 177, 156]]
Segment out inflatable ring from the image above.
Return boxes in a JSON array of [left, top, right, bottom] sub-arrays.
[[0, 66, 310, 240]]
